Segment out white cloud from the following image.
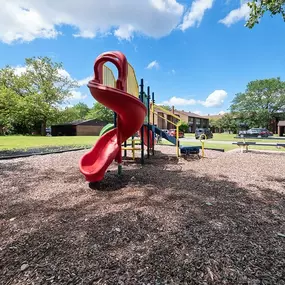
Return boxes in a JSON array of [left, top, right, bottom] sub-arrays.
[[146, 60, 160, 70], [199, 90, 228, 107], [161, 96, 197, 106], [114, 24, 135, 41], [58, 68, 72, 79], [70, 90, 87, 100], [171, 69, 176, 74], [219, 3, 250, 27], [73, 30, 95, 39], [0, 0, 184, 44], [14, 66, 27, 76], [78, 76, 93, 86], [160, 90, 227, 108], [13, 65, 72, 80], [218, 110, 226, 115], [192, 110, 202, 115], [179, 0, 214, 30]]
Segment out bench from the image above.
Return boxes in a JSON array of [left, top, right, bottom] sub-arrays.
[[234, 136, 285, 140], [180, 146, 201, 155], [232, 142, 285, 153]]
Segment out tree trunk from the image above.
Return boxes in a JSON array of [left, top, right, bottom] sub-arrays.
[[41, 121, 46, 136]]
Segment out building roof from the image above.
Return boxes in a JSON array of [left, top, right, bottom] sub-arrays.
[[52, 119, 107, 127], [152, 104, 209, 119], [174, 109, 208, 119], [278, 120, 285, 127]]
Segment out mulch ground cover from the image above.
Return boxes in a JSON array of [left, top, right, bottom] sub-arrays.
[[0, 147, 284, 284]]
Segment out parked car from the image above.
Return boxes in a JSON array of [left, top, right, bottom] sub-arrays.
[[195, 128, 213, 139], [241, 128, 273, 137], [168, 129, 184, 138], [238, 130, 247, 136]]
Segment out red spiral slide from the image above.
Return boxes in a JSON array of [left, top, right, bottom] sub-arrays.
[[79, 51, 147, 182]]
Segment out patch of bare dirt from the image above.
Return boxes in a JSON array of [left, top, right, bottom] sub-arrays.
[[0, 146, 284, 284]]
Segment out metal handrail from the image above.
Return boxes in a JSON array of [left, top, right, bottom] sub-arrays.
[[151, 105, 182, 157], [154, 111, 181, 127], [153, 104, 181, 121]]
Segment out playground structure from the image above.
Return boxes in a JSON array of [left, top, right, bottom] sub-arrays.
[[79, 51, 203, 183]]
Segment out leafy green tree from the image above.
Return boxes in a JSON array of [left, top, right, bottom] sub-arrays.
[[219, 113, 238, 133], [246, 0, 285, 28], [55, 107, 79, 125], [55, 103, 90, 125], [0, 67, 32, 96], [0, 56, 78, 135], [86, 102, 113, 123], [159, 105, 172, 111], [179, 121, 189, 133], [209, 118, 222, 132], [72, 102, 90, 119], [24, 57, 78, 134], [0, 86, 19, 134], [231, 77, 285, 130]]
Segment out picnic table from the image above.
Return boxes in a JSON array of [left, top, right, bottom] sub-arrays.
[[233, 136, 285, 153]]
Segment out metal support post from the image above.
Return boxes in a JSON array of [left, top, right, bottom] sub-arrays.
[[140, 79, 145, 164]]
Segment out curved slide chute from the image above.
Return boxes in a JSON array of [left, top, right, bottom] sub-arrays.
[[100, 123, 155, 149], [79, 52, 147, 182]]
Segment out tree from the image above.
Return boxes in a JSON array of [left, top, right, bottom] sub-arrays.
[[55, 103, 90, 125], [246, 0, 285, 28], [0, 86, 19, 134], [159, 105, 172, 111], [0, 56, 78, 135], [231, 77, 285, 130], [219, 113, 238, 133], [0, 67, 32, 96], [72, 102, 90, 119], [24, 57, 78, 135], [179, 121, 189, 133], [209, 118, 223, 132], [86, 102, 113, 123]]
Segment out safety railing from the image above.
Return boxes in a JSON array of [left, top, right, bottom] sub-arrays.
[[103, 65, 116, 87], [152, 104, 182, 157], [127, 63, 139, 98]]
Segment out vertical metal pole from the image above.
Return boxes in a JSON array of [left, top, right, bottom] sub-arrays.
[[132, 135, 135, 160], [152, 92, 155, 155], [147, 86, 150, 159], [176, 125, 179, 157], [140, 79, 144, 165], [124, 140, 127, 158], [117, 114, 122, 176]]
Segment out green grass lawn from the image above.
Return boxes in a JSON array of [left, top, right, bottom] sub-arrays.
[[0, 135, 98, 150], [184, 132, 285, 143], [1, 135, 284, 153], [184, 133, 238, 141], [181, 141, 237, 151], [182, 140, 285, 152]]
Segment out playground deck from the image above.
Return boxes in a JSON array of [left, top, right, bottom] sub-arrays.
[[1, 146, 285, 284]]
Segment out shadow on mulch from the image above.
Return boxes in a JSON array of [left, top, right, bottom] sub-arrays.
[[0, 153, 285, 284], [267, 176, 285, 184]]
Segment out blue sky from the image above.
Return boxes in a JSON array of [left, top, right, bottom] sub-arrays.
[[1, 0, 285, 116]]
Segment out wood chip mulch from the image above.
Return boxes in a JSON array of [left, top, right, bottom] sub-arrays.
[[0, 146, 285, 285]]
